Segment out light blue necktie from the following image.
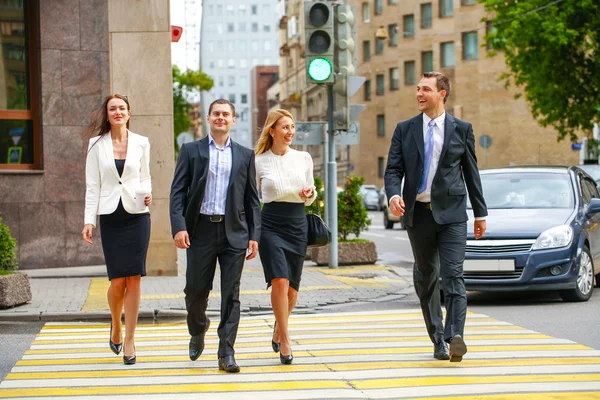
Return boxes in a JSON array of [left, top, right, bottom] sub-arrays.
[[418, 119, 436, 194]]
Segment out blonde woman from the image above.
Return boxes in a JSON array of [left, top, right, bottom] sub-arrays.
[[255, 109, 317, 365]]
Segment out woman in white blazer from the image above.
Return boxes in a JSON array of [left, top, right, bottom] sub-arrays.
[[82, 94, 152, 365]]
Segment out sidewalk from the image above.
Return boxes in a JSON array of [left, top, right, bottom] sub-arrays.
[[0, 249, 414, 321]]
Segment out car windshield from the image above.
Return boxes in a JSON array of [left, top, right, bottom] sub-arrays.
[[467, 172, 574, 209]]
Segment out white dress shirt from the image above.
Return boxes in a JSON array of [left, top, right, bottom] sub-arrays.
[[200, 132, 232, 215], [416, 112, 446, 203]]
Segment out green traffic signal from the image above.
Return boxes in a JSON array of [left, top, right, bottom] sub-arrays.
[[307, 57, 333, 82]]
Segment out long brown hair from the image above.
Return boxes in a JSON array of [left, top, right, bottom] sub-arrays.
[[87, 94, 131, 140], [255, 109, 295, 155]]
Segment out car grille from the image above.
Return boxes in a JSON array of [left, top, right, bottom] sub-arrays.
[[466, 240, 535, 254], [464, 267, 524, 280]]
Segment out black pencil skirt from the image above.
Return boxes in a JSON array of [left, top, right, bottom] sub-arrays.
[[259, 202, 308, 291], [99, 200, 150, 280]]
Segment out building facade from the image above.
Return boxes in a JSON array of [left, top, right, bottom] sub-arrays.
[[351, 0, 580, 186], [0, 0, 177, 273], [200, 0, 280, 148], [250, 65, 279, 143]]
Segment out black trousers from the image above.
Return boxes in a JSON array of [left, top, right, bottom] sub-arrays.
[[406, 201, 468, 345], [184, 217, 246, 358]]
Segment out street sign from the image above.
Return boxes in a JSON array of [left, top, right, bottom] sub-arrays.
[[293, 122, 325, 145], [479, 134, 492, 149], [334, 121, 360, 145]]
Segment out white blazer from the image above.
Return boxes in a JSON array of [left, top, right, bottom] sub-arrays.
[[84, 130, 152, 227]]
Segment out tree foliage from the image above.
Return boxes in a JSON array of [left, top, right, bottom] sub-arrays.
[[0, 216, 18, 272], [337, 175, 371, 241], [305, 176, 325, 218], [481, 0, 600, 142]]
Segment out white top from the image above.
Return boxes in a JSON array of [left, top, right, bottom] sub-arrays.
[[416, 112, 446, 203], [255, 148, 317, 206]]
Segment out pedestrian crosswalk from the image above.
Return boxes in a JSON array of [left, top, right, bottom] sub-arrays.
[[1, 309, 600, 399]]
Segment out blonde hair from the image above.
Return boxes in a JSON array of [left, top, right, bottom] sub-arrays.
[[255, 109, 295, 155]]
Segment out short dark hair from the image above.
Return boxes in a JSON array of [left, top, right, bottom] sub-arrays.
[[423, 71, 450, 103], [208, 99, 236, 117]]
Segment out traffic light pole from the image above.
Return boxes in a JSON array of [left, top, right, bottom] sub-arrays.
[[327, 83, 338, 268]]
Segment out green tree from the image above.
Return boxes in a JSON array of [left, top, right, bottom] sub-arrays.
[[0, 216, 18, 273], [337, 175, 371, 241], [481, 0, 600, 143], [305, 176, 325, 218], [172, 66, 214, 156]]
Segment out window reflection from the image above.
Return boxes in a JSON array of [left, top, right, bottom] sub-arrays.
[[0, 0, 28, 110]]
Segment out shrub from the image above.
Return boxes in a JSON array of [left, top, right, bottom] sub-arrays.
[[337, 175, 371, 241], [305, 175, 325, 219], [0, 216, 18, 272]]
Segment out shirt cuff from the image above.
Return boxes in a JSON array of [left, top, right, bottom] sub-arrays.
[[475, 217, 486, 221], [389, 195, 400, 205]]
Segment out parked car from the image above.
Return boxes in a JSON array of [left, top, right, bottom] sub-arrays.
[[382, 193, 405, 230], [578, 164, 600, 186], [359, 185, 381, 210], [464, 166, 600, 302]]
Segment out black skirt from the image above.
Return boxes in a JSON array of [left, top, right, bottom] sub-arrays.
[[259, 202, 308, 291]]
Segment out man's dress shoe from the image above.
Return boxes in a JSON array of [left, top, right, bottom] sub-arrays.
[[189, 319, 210, 361], [449, 335, 468, 362], [433, 341, 450, 360], [218, 355, 240, 373]]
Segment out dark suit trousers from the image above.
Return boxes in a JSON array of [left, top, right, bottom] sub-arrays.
[[406, 202, 468, 345], [184, 218, 246, 358]]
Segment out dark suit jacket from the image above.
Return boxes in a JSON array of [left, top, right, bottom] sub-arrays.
[[384, 112, 487, 227], [169, 137, 261, 250]]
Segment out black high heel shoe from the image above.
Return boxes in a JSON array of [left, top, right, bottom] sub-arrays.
[[123, 345, 136, 365], [280, 352, 293, 365], [271, 321, 280, 353], [109, 323, 122, 355]]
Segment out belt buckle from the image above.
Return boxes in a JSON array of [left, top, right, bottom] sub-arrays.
[[209, 215, 223, 223]]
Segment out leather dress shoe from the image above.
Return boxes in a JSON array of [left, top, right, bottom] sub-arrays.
[[218, 355, 240, 373], [449, 335, 468, 363], [433, 341, 450, 360], [189, 319, 210, 361]]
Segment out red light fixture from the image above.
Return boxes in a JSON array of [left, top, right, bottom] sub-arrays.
[[171, 26, 183, 42]]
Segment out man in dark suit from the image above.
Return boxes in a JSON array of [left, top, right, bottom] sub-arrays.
[[170, 99, 261, 373], [384, 72, 488, 362]]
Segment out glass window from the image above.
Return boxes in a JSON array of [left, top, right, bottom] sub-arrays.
[[262, 4, 270, 14], [404, 60, 415, 85], [229, 94, 236, 103], [376, 74, 384, 95], [217, 5, 222, 15], [252, 58, 259, 66], [228, 59, 235, 69], [462, 0, 477, 5], [389, 68, 399, 90], [209, 60, 215, 69], [403, 15, 414, 38], [252, 23, 258, 32], [421, 3, 432, 29], [218, 59, 224, 67], [374, 0, 383, 15], [463, 31, 478, 60], [377, 114, 385, 136], [226, 5, 234, 13], [389, 0, 397, 4], [227, 24, 234, 33], [264, 41, 271, 51], [251, 5, 257, 15], [363, 40, 371, 61], [264, 58, 271, 65], [378, 157, 385, 178], [441, 41, 455, 67], [227, 41, 234, 52], [238, 22, 246, 32], [440, 0, 453, 17], [240, 76, 248, 87], [364, 79, 371, 101], [217, 23, 223, 34], [218, 76, 224, 87], [240, 59, 247, 68], [388, 24, 398, 46], [239, 41, 247, 51], [252, 40, 259, 51], [421, 50, 433, 73], [376, 38, 384, 54], [362, 2, 371, 22], [241, 94, 248, 104], [228, 76, 235, 86], [238, 4, 246, 14], [208, 42, 215, 52], [263, 24, 271, 32]]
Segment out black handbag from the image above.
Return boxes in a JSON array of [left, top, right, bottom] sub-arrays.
[[306, 203, 331, 247]]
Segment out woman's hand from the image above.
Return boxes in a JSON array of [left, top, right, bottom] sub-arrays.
[[299, 186, 315, 199], [144, 193, 152, 206], [82, 224, 94, 244]]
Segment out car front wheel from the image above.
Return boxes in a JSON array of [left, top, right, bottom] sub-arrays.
[[560, 246, 594, 302]]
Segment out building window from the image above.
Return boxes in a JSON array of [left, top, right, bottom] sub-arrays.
[[228, 76, 235, 86], [227, 23, 234, 32], [226, 5, 234, 13], [388, 24, 398, 46], [364, 79, 371, 101], [388, 0, 397, 4], [229, 94, 236, 103], [238, 4, 246, 15], [404, 60, 415, 85], [0, 1, 39, 170], [240, 76, 248, 87], [363, 40, 371, 61], [486, 21, 498, 51], [241, 94, 248, 104], [251, 4, 257, 15], [240, 59, 247, 68], [376, 74, 384, 95], [238, 22, 246, 32], [389, 68, 399, 90], [403, 15, 414, 38], [421, 3, 432, 29], [376, 38, 384, 54], [440, 0, 453, 17], [441, 41, 455, 67], [421, 51, 433, 73], [377, 115, 385, 137], [462, 0, 477, 5], [218, 76, 224, 87], [228, 59, 235, 69], [462, 31, 478, 60], [252, 23, 258, 32], [251, 40, 259, 51], [217, 5, 222, 15], [362, 2, 371, 22], [227, 41, 235, 52], [263, 24, 271, 32], [374, 0, 383, 15], [378, 157, 385, 178], [264, 41, 271, 51]]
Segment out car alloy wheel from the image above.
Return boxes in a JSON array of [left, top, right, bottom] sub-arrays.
[[560, 245, 594, 302]]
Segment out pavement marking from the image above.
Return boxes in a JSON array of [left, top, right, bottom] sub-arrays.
[[80, 278, 109, 311], [1, 309, 598, 399]]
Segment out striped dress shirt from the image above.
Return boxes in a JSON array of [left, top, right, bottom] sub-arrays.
[[200, 133, 232, 215]]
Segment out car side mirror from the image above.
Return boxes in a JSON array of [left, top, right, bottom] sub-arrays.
[[586, 198, 600, 215]]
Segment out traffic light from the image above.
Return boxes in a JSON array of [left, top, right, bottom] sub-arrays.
[[304, 1, 334, 84]]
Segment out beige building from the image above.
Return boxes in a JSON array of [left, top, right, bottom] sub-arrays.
[[0, 0, 177, 274], [351, 0, 580, 186]]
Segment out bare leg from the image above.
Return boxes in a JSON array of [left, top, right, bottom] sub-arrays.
[[271, 278, 291, 355], [273, 286, 299, 343], [107, 278, 126, 344], [123, 275, 141, 357]]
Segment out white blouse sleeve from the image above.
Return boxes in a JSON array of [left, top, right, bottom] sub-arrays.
[[304, 152, 317, 206]]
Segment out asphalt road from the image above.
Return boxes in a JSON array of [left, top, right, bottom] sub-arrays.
[[0, 321, 43, 381]]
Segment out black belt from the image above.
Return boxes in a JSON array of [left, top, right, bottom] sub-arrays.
[[416, 201, 432, 210], [200, 214, 225, 223]]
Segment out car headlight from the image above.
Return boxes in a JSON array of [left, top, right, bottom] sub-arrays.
[[531, 225, 573, 250]]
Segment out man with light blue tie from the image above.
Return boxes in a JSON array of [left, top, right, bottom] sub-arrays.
[[384, 72, 488, 362]]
